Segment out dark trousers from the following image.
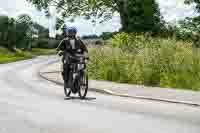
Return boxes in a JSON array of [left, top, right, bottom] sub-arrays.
[[61, 55, 70, 81]]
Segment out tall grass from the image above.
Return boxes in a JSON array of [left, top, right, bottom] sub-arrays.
[[88, 33, 200, 91]]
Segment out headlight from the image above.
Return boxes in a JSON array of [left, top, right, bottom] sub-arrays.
[[77, 49, 81, 52]]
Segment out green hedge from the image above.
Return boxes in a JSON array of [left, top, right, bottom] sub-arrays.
[[32, 39, 60, 49]]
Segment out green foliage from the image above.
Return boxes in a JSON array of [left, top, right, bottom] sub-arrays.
[[111, 32, 164, 50], [175, 16, 200, 47], [0, 46, 56, 64], [82, 34, 99, 39], [48, 39, 60, 48], [33, 22, 49, 38], [185, 0, 200, 13], [0, 14, 50, 51], [183, 1, 200, 46], [56, 17, 65, 31], [178, 17, 200, 38], [31, 48, 56, 55], [27, 0, 115, 26], [100, 32, 115, 40], [88, 33, 200, 91], [118, 0, 163, 32], [14, 49, 32, 57], [26, 0, 162, 32], [33, 39, 59, 49], [0, 15, 16, 49], [35, 39, 49, 48], [0, 47, 33, 64], [0, 14, 32, 50], [0, 16, 9, 31]]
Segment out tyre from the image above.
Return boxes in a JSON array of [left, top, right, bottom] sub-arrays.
[[64, 79, 71, 97], [78, 70, 88, 99], [73, 76, 80, 94]]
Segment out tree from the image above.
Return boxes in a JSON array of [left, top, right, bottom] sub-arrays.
[[33, 22, 49, 38], [185, 0, 200, 12], [0, 15, 9, 42], [0, 15, 17, 50], [26, 0, 162, 32], [100, 32, 115, 40], [184, 0, 200, 31], [119, 0, 163, 32], [183, 1, 200, 41], [56, 17, 65, 31], [7, 17, 17, 50], [15, 14, 34, 49]]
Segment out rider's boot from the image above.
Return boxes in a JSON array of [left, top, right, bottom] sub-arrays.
[[62, 71, 65, 80]]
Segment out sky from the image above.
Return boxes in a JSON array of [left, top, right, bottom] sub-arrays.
[[0, 0, 199, 37]]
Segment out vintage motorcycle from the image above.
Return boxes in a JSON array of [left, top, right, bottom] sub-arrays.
[[62, 52, 89, 99]]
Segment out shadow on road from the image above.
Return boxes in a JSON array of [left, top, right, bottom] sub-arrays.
[[64, 96, 96, 101]]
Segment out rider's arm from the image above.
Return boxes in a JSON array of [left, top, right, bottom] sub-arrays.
[[56, 39, 66, 56], [56, 39, 66, 52], [79, 39, 88, 53], [79, 39, 89, 60]]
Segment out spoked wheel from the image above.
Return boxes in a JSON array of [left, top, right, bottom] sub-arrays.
[[78, 70, 88, 99], [64, 79, 71, 97]]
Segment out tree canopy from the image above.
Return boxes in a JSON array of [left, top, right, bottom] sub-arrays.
[[183, 0, 200, 34], [185, 0, 200, 12], [26, 0, 163, 32], [0, 14, 49, 50]]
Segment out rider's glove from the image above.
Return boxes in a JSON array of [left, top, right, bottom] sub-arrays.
[[84, 57, 90, 64], [58, 51, 64, 56], [86, 57, 89, 61], [83, 52, 89, 61]]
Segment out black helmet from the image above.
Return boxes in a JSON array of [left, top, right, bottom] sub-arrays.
[[66, 26, 77, 36]]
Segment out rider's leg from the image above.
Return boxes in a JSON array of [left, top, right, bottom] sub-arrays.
[[63, 58, 70, 82], [61, 56, 65, 80]]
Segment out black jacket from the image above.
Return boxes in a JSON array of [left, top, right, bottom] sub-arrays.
[[57, 38, 88, 54]]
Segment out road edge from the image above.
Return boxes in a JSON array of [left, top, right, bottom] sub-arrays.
[[38, 62, 200, 107]]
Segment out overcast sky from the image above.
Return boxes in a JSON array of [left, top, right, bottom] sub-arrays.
[[0, 0, 198, 37]]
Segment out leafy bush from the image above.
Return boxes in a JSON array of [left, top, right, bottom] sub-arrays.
[[100, 32, 120, 40], [95, 40, 103, 45], [48, 39, 60, 48], [82, 35, 99, 39], [36, 39, 49, 48], [33, 39, 59, 49], [14, 49, 32, 57]]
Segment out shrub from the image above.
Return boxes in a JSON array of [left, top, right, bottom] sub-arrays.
[[33, 39, 59, 49], [36, 39, 49, 48], [14, 49, 32, 57]]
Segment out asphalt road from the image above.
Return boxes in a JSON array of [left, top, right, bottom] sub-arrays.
[[0, 56, 200, 133]]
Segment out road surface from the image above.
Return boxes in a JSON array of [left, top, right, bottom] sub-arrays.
[[0, 56, 200, 133]]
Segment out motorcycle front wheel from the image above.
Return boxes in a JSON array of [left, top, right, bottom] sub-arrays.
[[78, 70, 88, 99]]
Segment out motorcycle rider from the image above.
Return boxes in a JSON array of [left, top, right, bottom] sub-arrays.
[[56, 24, 89, 81]]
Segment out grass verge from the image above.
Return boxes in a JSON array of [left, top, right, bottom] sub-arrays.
[[31, 48, 56, 56], [0, 47, 56, 64]]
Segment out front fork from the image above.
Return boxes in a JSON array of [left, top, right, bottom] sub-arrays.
[[68, 65, 79, 93], [65, 63, 85, 93]]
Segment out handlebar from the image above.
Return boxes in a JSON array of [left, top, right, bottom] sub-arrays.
[[69, 54, 89, 60]]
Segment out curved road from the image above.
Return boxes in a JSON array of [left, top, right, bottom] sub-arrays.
[[0, 56, 200, 133]]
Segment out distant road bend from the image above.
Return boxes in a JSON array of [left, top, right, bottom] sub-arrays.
[[0, 56, 200, 133]]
